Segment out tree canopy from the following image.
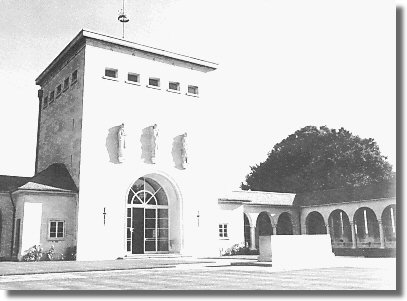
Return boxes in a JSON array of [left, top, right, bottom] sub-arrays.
[[241, 126, 393, 193]]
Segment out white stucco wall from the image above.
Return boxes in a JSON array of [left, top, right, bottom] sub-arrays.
[[217, 203, 245, 253], [75, 41, 219, 260], [14, 191, 77, 260]]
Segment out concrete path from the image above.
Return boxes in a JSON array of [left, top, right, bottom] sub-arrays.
[[0, 256, 396, 290]]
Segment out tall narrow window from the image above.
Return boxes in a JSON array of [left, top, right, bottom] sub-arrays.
[[49, 91, 55, 104], [56, 84, 62, 97], [71, 70, 78, 84], [63, 77, 70, 91], [43, 96, 49, 109]]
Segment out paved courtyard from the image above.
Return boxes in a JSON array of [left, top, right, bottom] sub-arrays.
[[0, 257, 396, 290]]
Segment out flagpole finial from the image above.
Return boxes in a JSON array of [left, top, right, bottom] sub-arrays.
[[118, 0, 129, 38]]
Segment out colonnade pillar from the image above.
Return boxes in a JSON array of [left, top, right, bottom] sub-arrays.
[[378, 219, 385, 249], [250, 226, 256, 250], [272, 224, 277, 235], [350, 221, 357, 249]]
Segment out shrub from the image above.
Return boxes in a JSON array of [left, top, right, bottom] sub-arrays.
[[22, 245, 43, 262], [46, 245, 55, 261], [221, 243, 251, 256]]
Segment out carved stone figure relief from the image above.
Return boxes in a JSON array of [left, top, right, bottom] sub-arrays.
[[151, 124, 159, 164], [117, 123, 126, 163], [181, 132, 188, 168]]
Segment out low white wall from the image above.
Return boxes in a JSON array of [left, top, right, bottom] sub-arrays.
[[259, 234, 335, 269]]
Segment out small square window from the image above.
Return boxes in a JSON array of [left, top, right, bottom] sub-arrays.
[[169, 82, 180, 91], [63, 77, 70, 91], [71, 70, 78, 84], [188, 85, 199, 95], [127, 73, 139, 83], [149, 78, 160, 87], [56, 84, 62, 97], [105, 68, 118, 79], [49, 220, 65, 239], [49, 91, 55, 104], [43, 96, 48, 109], [219, 224, 228, 238]]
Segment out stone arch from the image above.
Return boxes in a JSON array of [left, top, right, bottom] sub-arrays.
[[125, 173, 182, 254], [306, 211, 326, 234], [381, 204, 396, 246], [255, 211, 273, 249], [276, 212, 293, 235], [328, 209, 352, 247], [353, 207, 380, 247]]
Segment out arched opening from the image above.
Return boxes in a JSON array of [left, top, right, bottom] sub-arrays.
[[255, 212, 272, 249], [381, 205, 396, 248], [243, 213, 251, 248], [306, 211, 326, 234], [353, 207, 380, 248], [328, 209, 352, 247], [125, 175, 180, 254], [277, 212, 293, 235]]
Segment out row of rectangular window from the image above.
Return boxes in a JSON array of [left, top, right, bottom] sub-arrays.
[[42, 70, 78, 110], [104, 68, 199, 96]]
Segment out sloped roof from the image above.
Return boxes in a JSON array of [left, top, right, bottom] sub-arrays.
[[0, 175, 31, 192], [293, 180, 396, 207], [219, 190, 296, 206], [17, 163, 78, 193]]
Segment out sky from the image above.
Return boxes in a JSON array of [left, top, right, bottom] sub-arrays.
[[0, 0, 397, 192]]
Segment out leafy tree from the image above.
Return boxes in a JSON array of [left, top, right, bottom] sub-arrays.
[[241, 126, 393, 193]]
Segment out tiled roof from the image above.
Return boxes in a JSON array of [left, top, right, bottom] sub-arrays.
[[293, 180, 396, 207], [219, 190, 296, 206], [0, 175, 31, 192], [18, 163, 78, 193]]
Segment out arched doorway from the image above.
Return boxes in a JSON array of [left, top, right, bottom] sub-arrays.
[[381, 205, 396, 247], [353, 207, 380, 247], [126, 176, 172, 254], [277, 212, 293, 235], [328, 209, 352, 247], [243, 214, 251, 248], [255, 212, 272, 249], [306, 211, 326, 234]]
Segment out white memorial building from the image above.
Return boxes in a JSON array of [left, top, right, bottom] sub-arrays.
[[0, 30, 396, 261]]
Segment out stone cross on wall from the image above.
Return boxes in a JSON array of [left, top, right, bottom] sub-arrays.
[[103, 207, 107, 225]]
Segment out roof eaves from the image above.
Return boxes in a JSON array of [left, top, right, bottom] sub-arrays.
[[36, 29, 218, 85], [82, 29, 218, 70], [218, 198, 251, 203], [35, 30, 85, 85]]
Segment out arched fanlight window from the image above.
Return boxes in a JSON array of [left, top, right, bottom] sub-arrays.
[[127, 177, 168, 206]]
